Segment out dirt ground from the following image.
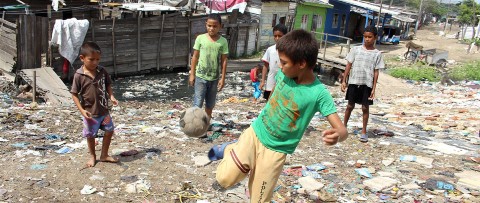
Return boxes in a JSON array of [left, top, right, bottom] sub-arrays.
[[378, 25, 479, 63], [1, 69, 480, 203], [0, 26, 479, 203]]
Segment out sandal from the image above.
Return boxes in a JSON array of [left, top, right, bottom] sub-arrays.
[[208, 140, 237, 161], [359, 134, 368, 142]]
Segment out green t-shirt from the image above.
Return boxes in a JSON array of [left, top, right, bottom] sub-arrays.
[[193, 34, 229, 81], [252, 71, 337, 154]]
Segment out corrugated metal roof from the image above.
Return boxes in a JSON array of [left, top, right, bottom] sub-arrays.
[[333, 0, 399, 15]]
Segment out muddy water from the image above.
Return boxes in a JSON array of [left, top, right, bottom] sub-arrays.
[[112, 71, 334, 102]]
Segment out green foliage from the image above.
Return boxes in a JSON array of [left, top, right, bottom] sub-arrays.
[[450, 61, 480, 81], [458, 0, 479, 25], [389, 65, 441, 81]]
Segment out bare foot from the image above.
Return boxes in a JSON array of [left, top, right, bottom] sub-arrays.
[[99, 155, 118, 163], [86, 156, 96, 167]]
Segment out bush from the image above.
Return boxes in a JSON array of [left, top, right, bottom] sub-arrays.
[[450, 61, 480, 81], [389, 65, 441, 81]]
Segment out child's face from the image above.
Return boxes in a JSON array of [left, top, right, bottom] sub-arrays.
[[363, 31, 376, 47], [273, 30, 285, 43], [278, 52, 304, 79], [80, 52, 101, 71], [206, 19, 221, 37]]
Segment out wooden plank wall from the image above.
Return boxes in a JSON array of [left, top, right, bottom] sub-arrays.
[[16, 15, 49, 70], [190, 17, 259, 58], [0, 18, 17, 72], [71, 12, 190, 76]]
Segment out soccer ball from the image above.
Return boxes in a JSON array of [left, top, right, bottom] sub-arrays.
[[179, 107, 210, 138]]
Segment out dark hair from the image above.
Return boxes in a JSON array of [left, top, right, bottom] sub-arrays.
[[80, 41, 101, 56], [276, 29, 318, 69], [364, 25, 378, 36], [273, 24, 288, 35], [207, 14, 222, 24]]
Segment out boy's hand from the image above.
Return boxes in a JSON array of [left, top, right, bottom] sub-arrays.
[[322, 129, 340, 146], [189, 75, 195, 87], [218, 80, 225, 91], [111, 96, 119, 106], [341, 82, 347, 92], [82, 109, 92, 119], [369, 90, 375, 100], [260, 82, 265, 90]]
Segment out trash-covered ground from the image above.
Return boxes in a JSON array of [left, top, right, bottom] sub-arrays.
[[1, 71, 479, 203]]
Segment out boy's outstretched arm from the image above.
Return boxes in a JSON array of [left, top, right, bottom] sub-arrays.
[[260, 62, 268, 90], [322, 113, 348, 145], [189, 50, 199, 87], [72, 93, 91, 119], [107, 84, 118, 106], [218, 54, 228, 91], [341, 62, 352, 92], [369, 69, 379, 100]]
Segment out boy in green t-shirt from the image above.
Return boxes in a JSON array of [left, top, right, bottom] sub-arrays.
[[189, 14, 229, 118], [208, 30, 348, 202]]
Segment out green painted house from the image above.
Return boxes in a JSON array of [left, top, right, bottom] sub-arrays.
[[293, 0, 333, 34]]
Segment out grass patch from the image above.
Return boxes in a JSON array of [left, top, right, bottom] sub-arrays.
[[450, 61, 480, 81], [389, 65, 441, 81]]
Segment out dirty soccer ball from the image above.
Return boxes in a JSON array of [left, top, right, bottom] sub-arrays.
[[179, 107, 210, 138]]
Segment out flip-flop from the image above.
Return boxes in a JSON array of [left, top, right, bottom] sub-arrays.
[[208, 140, 237, 161], [359, 134, 368, 142]]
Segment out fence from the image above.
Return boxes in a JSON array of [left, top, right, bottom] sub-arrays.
[[8, 12, 260, 77], [0, 18, 17, 72]]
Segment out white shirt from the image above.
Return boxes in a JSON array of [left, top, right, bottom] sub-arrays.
[[262, 45, 280, 91]]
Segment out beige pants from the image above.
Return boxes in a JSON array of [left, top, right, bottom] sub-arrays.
[[216, 127, 286, 203]]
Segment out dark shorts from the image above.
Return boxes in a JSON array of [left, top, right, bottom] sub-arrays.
[[345, 84, 373, 106], [263, 90, 271, 100]]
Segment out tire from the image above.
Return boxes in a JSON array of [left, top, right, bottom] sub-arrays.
[[404, 51, 417, 61], [436, 59, 447, 69]]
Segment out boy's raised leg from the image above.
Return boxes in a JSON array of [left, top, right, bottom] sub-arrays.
[[99, 131, 118, 163], [86, 137, 97, 167], [215, 128, 257, 188]]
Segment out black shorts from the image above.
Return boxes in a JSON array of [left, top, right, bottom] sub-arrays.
[[263, 90, 271, 100], [345, 84, 373, 105]]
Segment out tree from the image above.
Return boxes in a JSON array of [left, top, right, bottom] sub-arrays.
[[458, 0, 479, 26]]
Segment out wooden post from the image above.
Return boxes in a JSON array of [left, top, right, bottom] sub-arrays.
[[234, 23, 239, 57], [1, 11, 5, 28], [156, 14, 165, 70], [172, 14, 178, 67], [323, 34, 328, 60], [112, 18, 117, 77], [346, 38, 351, 55], [91, 18, 95, 41], [47, 5, 52, 67], [32, 70, 36, 103], [188, 17, 192, 69], [244, 25, 250, 56], [137, 12, 141, 72]]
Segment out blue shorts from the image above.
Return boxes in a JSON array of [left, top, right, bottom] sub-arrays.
[[193, 76, 218, 109], [82, 114, 115, 138], [252, 82, 261, 99]]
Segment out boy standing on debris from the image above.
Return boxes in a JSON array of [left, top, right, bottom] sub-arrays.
[[208, 30, 348, 202], [341, 25, 385, 142], [71, 41, 119, 168], [189, 14, 229, 118], [260, 24, 288, 100], [250, 64, 262, 102]]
